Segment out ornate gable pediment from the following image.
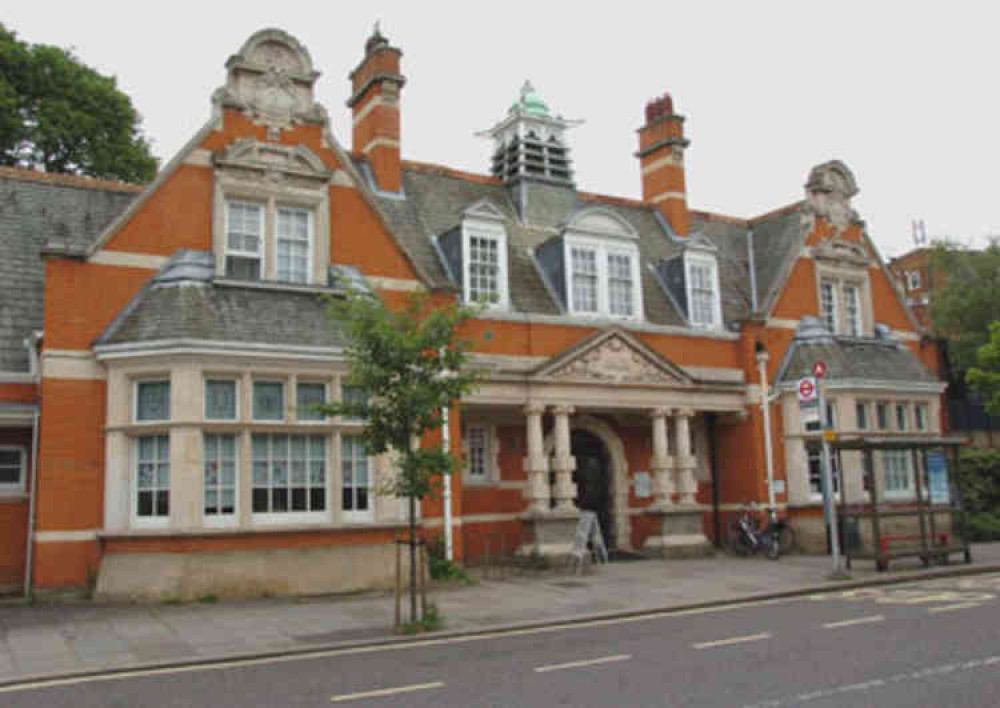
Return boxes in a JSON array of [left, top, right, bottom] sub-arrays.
[[214, 139, 330, 182], [463, 198, 506, 223], [534, 328, 692, 386], [564, 206, 637, 240]]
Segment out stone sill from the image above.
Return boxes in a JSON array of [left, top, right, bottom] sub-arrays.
[[97, 521, 410, 540]]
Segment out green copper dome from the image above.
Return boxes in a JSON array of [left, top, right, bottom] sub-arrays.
[[512, 81, 550, 117]]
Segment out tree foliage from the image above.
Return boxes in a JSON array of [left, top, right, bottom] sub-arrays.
[[929, 240, 1000, 373], [0, 23, 157, 182], [320, 291, 480, 501], [967, 321, 1000, 416]]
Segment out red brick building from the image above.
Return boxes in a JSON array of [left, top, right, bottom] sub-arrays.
[[0, 27, 946, 599]]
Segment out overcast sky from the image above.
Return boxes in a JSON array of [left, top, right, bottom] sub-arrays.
[[7, 1, 998, 257]]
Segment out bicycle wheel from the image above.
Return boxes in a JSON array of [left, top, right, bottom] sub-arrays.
[[777, 525, 796, 555]]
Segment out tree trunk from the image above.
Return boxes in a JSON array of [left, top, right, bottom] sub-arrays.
[[409, 493, 417, 623]]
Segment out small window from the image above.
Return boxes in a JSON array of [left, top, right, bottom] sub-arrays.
[[820, 281, 837, 333], [688, 260, 718, 328], [466, 426, 488, 481], [466, 228, 506, 307], [226, 201, 263, 280], [843, 284, 861, 336], [876, 402, 889, 431], [135, 435, 169, 522], [895, 403, 907, 431], [296, 382, 327, 422], [607, 252, 635, 317], [0, 447, 25, 493], [135, 380, 170, 422], [807, 443, 840, 498], [915, 404, 928, 431], [203, 434, 237, 520], [276, 207, 311, 283], [825, 401, 837, 429], [856, 402, 868, 431], [341, 434, 371, 518], [205, 379, 237, 421], [253, 381, 285, 421], [907, 271, 921, 291], [570, 246, 599, 313]]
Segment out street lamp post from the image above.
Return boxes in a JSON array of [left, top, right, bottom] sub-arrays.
[[756, 345, 777, 522]]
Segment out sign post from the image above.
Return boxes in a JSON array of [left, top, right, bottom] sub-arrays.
[[813, 360, 846, 578]]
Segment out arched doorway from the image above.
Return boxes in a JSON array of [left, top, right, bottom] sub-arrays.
[[571, 430, 614, 550]]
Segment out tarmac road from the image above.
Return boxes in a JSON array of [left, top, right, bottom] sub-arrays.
[[3, 572, 999, 707]]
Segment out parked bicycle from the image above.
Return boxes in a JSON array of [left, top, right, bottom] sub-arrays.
[[726, 504, 795, 560]]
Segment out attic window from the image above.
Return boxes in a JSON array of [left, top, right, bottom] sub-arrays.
[[226, 201, 263, 280], [565, 237, 641, 320], [462, 220, 508, 308], [684, 252, 722, 329]]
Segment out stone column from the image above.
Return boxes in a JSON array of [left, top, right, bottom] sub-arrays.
[[673, 408, 698, 506], [523, 403, 550, 513], [650, 407, 674, 507], [551, 405, 578, 511]]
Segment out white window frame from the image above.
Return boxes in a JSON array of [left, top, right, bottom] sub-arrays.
[[204, 378, 239, 422], [252, 379, 286, 422], [202, 433, 239, 527], [876, 401, 890, 431], [819, 280, 838, 333], [895, 403, 908, 432], [275, 206, 313, 284], [224, 200, 265, 280], [882, 449, 913, 500], [855, 401, 869, 431], [842, 283, 861, 336], [684, 251, 722, 330], [251, 433, 330, 525], [564, 235, 643, 321], [463, 424, 497, 484], [0, 446, 26, 495], [133, 378, 170, 424], [132, 434, 170, 528], [340, 434, 374, 522], [462, 220, 509, 309], [296, 380, 328, 424]]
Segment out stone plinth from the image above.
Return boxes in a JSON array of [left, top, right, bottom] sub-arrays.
[[519, 509, 581, 558], [643, 507, 713, 558]]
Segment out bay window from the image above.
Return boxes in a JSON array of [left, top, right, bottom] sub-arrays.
[[341, 434, 371, 520], [135, 380, 170, 422], [253, 381, 285, 421], [296, 381, 327, 422], [203, 434, 237, 521], [252, 433, 327, 517], [135, 435, 170, 525], [205, 379, 238, 421]]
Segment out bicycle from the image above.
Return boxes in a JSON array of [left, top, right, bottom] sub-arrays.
[[726, 504, 795, 560]]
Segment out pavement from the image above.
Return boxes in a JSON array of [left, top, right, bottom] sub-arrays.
[[1, 543, 998, 687]]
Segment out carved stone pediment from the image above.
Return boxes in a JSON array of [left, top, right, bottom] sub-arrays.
[[214, 139, 330, 182], [535, 328, 692, 386]]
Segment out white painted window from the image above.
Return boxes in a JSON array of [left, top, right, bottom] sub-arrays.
[[570, 245, 599, 313], [251, 434, 327, 518], [341, 435, 372, 520], [566, 238, 642, 320], [134, 435, 169, 525], [225, 201, 263, 280], [466, 425, 488, 480], [607, 252, 635, 317], [0, 447, 26, 494], [915, 403, 928, 431], [882, 450, 913, 498], [296, 381, 327, 422], [464, 223, 508, 308], [135, 380, 170, 423], [685, 252, 722, 329], [203, 434, 237, 522], [807, 443, 840, 498], [204, 379, 238, 421], [253, 381, 285, 422], [843, 283, 861, 336], [820, 281, 837, 333], [276, 207, 311, 283], [340, 384, 367, 423]]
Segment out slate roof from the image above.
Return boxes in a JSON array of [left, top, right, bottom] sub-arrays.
[[369, 162, 792, 328], [97, 252, 347, 349], [0, 169, 139, 372], [777, 337, 935, 385]]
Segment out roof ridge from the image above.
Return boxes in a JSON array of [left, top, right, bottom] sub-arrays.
[[688, 209, 749, 226], [750, 200, 803, 223], [396, 158, 502, 185], [0, 166, 144, 193]]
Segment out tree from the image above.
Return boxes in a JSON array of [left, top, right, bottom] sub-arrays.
[[967, 321, 1000, 416], [929, 240, 1000, 373], [321, 291, 479, 623], [0, 23, 157, 182]]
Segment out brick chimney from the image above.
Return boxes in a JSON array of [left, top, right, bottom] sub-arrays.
[[636, 92, 690, 236], [348, 24, 405, 193]]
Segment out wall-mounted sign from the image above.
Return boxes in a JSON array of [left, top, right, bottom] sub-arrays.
[[633, 471, 651, 499], [797, 376, 818, 404]]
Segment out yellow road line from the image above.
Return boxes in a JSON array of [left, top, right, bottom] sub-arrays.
[[822, 614, 885, 629], [534, 654, 631, 673], [693, 632, 772, 649], [929, 602, 983, 613], [331, 681, 444, 702]]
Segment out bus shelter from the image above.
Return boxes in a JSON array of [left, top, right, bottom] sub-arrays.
[[828, 436, 971, 572]]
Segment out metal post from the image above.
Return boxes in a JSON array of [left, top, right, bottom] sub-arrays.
[[441, 404, 453, 562], [756, 351, 777, 522], [818, 383, 844, 577]]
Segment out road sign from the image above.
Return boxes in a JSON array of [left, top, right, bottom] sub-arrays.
[[797, 376, 818, 404], [812, 360, 827, 379]]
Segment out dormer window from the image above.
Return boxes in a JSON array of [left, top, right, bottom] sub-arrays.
[[226, 201, 263, 279], [684, 252, 722, 329], [565, 238, 641, 319], [819, 277, 866, 336], [813, 238, 873, 337], [465, 222, 507, 307], [276, 207, 312, 283]]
